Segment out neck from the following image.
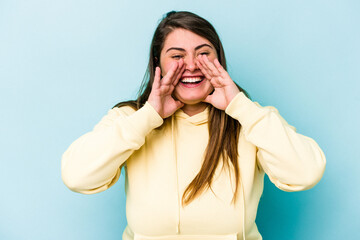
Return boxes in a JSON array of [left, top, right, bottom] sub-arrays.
[[181, 102, 208, 116]]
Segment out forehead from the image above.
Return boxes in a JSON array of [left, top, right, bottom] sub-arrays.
[[162, 28, 213, 50]]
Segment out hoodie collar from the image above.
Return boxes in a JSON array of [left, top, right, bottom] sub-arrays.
[[174, 106, 209, 125]]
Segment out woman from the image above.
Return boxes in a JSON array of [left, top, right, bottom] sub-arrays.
[[61, 11, 326, 240]]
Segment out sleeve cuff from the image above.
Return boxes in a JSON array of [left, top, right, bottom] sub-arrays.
[[125, 101, 164, 138], [225, 92, 268, 128]]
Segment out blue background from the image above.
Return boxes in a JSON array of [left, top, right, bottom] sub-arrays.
[[1, 0, 359, 239]]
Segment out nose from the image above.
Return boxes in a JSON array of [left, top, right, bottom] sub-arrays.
[[184, 55, 198, 72]]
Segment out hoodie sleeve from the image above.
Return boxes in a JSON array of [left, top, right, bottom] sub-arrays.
[[61, 102, 164, 194], [225, 92, 326, 191]]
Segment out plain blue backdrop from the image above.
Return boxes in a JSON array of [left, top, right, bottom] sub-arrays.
[[1, 0, 359, 239]]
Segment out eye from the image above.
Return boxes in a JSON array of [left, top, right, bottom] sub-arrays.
[[199, 52, 210, 56], [171, 55, 183, 59]]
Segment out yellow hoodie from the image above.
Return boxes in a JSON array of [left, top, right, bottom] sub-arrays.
[[61, 92, 326, 240]]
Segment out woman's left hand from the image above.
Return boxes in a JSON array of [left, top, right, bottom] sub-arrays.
[[196, 55, 240, 110]]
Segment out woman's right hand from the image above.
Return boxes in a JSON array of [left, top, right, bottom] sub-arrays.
[[148, 59, 185, 118]]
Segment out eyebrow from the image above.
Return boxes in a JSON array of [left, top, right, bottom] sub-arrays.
[[165, 44, 213, 53]]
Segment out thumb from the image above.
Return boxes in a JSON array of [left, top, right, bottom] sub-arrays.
[[175, 100, 184, 109], [203, 94, 213, 105]]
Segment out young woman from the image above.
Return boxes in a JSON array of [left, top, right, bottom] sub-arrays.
[[61, 11, 326, 240]]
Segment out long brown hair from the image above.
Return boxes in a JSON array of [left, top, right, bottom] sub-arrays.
[[114, 11, 250, 206]]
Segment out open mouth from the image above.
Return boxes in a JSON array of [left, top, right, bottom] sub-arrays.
[[179, 77, 205, 88]]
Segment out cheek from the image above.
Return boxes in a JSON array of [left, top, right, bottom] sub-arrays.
[[208, 54, 218, 62], [203, 51, 217, 60]]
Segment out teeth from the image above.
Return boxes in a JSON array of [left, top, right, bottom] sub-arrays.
[[181, 77, 203, 83]]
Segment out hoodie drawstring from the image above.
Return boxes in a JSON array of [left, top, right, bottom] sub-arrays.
[[240, 174, 246, 240], [171, 115, 181, 234], [171, 113, 246, 239]]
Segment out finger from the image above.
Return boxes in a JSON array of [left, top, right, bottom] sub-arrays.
[[200, 56, 223, 86], [198, 55, 211, 73], [203, 94, 213, 105], [202, 55, 221, 76], [196, 58, 212, 80], [173, 60, 186, 86], [214, 58, 224, 71], [162, 62, 178, 85], [214, 58, 229, 77], [153, 67, 161, 89], [172, 58, 184, 81], [197, 59, 218, 87], [171, 59, 182, 80], [174, 100, 184, 110]]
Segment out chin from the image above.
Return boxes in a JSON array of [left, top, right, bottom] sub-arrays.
[[178, 98, 205, 105], [174, 84, 213, 105], [174, 91, 210, 105]]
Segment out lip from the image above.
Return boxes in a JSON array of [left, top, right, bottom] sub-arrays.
[[179, 78, 205, 88], [181, 75, 204, 78]]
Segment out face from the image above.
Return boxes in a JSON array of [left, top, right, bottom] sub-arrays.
[[159, 28, 218, 105]]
